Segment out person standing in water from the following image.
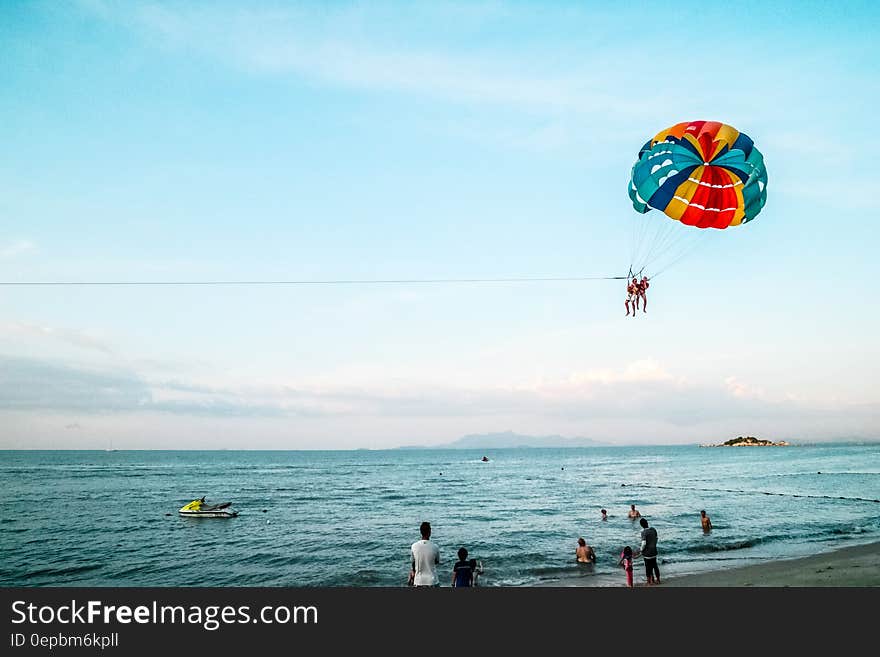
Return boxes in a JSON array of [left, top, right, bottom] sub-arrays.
[[628, 504, 641, 519], [700, 510, 713, 533], [452, 547, 475, 588], [576, 537, 596, 563], [638, 517, 660, 585], [410, 521, 440, 587], [618, 546, 634, 588]]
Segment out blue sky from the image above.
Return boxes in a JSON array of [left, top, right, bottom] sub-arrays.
[[1, 0, 878, 448]]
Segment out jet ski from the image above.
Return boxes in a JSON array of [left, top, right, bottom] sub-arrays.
[[178, 496, 238, 518]]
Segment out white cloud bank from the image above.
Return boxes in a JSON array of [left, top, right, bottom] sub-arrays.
[[1, 355, 876, 449]]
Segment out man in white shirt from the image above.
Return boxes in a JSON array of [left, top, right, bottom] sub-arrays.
[[410, 521, 440, 586]]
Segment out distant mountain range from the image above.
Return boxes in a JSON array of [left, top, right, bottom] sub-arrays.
[[398, 430, 607, 449]]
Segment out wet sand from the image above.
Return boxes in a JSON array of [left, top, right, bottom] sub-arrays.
[[663, 541, 880, 587]]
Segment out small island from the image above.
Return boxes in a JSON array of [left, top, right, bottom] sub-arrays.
[[700, 436, 790, 447]]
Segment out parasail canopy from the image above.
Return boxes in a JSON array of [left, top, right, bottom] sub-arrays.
[[625, 121, 767, 278], [628, 120, 767, 229]]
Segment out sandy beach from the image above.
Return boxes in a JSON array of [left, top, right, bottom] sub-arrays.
[[663, 541, 880, 587]]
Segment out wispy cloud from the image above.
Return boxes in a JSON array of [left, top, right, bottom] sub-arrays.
[[0, 356, 150, 411], [0, 240, 36, 258], [725, 375, 766, 400], [563, 359, 676, 386], [0, 322, 115, 354], [73, 0, 872, 166], [81, 1, 664, 121]]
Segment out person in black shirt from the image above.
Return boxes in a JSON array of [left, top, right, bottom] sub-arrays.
[[638, 517, 660, 584], [452, 547, 476, 588]]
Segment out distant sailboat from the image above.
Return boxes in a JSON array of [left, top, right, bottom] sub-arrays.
[[106, 436, 118, 452]]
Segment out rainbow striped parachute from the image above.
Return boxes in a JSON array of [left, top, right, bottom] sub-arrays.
[[626, 121, 767, 277], [628, 120, 767, 229]]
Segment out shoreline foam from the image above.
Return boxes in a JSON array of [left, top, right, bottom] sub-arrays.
[[541, 541, 880, 587], [662, 541, 879, 587]]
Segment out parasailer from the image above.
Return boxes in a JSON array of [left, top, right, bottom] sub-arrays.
[[625, 277, 638, 316], [638, 276, 649, 312], [624, 275, 650, 317], [625, 120, 767, 310]]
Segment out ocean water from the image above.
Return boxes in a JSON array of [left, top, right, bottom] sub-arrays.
[[1, 446, 878, 587]]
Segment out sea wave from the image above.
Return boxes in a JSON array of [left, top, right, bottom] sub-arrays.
[[3, 446, 879, 586]]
